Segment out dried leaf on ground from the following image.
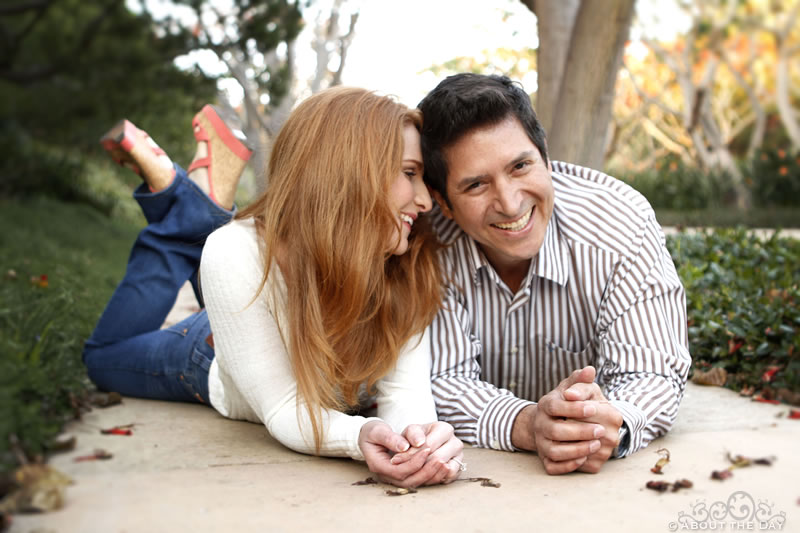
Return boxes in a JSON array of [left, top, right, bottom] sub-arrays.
[[651, 448, 670, 474], [88, 391, 122, 408], [727, 452, 774, 468], [455, 477, 502, 488], [384, 487, 417, 496], [47, 435, 76, 453], [691, 367, 728, 386], [351, 477, 378, 486], [0, 465, 73, 514], [646, 479, 692, 493], [74, 449, 113, 462], [711, 470, 733, 480]]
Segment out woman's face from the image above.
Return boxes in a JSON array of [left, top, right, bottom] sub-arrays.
[[388, 124, 432, 256]]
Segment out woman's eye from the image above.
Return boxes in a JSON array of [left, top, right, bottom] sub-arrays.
[[404, 170, 417, 179]]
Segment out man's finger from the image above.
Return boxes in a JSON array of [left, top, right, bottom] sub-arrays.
[[563, 382, 603, 402], [557, 366, 597, 392], [544, 419, 605, 442], [542, 455, 587, 476], [540, 397, 598, 419], [543, 439, 601, 462]]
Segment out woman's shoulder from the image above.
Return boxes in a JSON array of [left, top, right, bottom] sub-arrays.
[[204, 218, 259, 257], [201, 218, 263, 276]]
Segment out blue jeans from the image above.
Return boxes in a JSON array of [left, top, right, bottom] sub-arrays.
[[83, 165, 234, 405]]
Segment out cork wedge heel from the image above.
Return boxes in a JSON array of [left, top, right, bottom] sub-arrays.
[[187, 105, 254, 210]]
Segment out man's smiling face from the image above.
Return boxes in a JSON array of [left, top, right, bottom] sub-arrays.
[[434, 116, 554, 278]]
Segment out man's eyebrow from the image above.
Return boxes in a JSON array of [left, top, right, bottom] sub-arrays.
[[509, 150, 538, 169], [454, 174, 488, 190]]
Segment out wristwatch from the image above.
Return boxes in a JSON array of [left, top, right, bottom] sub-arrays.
[[613, 423, 630, 458]]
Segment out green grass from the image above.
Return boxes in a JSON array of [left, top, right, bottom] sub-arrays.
[[0, 195, 142, 473]]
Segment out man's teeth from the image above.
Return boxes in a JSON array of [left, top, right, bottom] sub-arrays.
[[400, 214, 414, 227], [493, 208, 532, 231]]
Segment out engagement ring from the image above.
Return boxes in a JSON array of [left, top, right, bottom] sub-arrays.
[[452, 458, 467, 472]]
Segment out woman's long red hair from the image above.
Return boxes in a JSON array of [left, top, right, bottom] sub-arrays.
[[236, 87, 442, 451]]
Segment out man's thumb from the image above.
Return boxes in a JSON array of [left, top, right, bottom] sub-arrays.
[[559, 366, 596, 391]]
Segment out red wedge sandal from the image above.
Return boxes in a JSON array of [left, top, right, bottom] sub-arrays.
[[100, 120, 175, 192], [187, 105, 254, 210]]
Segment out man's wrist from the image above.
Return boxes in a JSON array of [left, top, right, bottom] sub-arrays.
[[511, 404, 538, 452]]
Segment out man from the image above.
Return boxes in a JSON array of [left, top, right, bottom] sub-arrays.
[[418, 73, 691, 475]]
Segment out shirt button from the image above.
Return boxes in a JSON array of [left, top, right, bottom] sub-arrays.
[[490, 438, 501, 450], [510, 346, 519, 354], [509, 381, 517, 390]]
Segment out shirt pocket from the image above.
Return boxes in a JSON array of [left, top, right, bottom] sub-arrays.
[[532, 336, 595, 401]]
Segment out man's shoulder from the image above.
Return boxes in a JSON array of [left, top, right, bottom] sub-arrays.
[[551, 161, 658, 257]]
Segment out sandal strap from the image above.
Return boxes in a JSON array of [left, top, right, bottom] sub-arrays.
[[187, 156, 211, 174]]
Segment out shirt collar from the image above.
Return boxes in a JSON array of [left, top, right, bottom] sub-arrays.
[[460, 204, 570, 288]]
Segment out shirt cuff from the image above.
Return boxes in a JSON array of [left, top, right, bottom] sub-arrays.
[[476, 394, 535, 452], [608, 399, 647, 458]]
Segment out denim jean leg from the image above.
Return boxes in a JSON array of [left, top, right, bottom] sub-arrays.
[[84, 310, 214, 403], [85, 164, 234, 350]]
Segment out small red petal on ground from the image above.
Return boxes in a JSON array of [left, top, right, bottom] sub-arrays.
[[100, 428, 132, 436], [788, 409, 800, 419], [753, 396, 781, 405], [711, 470, 733, 480]]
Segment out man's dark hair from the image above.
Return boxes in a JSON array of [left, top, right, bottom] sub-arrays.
[[417, 73, 548, 205]]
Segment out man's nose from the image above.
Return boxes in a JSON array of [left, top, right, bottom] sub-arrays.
[[493, 177, 521, 216]]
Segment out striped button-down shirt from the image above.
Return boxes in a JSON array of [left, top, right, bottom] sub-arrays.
[[429, 161, 691, 457]]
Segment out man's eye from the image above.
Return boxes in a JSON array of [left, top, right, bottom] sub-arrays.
[[513, 161, 529, 171], [466, 182, 482, 191]]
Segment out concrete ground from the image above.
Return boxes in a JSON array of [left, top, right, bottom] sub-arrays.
[[10, 382, 799, 533]]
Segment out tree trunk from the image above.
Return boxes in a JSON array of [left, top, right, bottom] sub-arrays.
[[524, 0, 635, 169], [524, 0, 580, 134]]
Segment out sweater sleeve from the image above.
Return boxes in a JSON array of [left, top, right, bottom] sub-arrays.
[[200, 221, 376, 460], [375, 329, 438, 434]]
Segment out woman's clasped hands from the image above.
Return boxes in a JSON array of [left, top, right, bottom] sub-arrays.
[[358, 420, 464, 488]]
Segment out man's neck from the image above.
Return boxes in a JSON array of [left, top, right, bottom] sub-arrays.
[[487, 256, 532, 294]]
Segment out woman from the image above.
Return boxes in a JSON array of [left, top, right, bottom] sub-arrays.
[[84, 87, 464, 487]]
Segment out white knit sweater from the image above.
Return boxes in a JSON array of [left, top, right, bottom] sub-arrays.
[[200, 218, 436, 461]]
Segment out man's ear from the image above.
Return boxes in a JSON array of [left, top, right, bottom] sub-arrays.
[[431, 189, 454, 220]]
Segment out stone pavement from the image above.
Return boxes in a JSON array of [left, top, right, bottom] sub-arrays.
[[11, 383, 799, 533]]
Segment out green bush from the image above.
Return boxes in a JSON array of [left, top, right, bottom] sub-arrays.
[[613, 149, 800, 213], [750, 147, 800, 207], [614, 155, 736, 211], [668, 228, 800, 396]]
